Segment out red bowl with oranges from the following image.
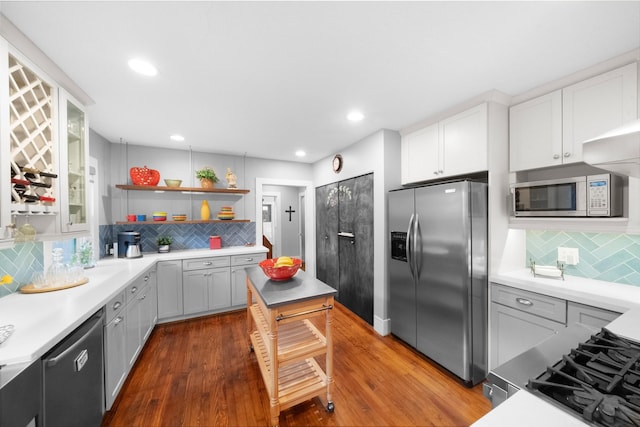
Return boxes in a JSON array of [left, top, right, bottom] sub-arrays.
[[258, 258, 302, 281]]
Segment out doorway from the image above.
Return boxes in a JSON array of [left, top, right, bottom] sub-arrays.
[[262, 193, 280, 258], [255, 178, 315, 276]]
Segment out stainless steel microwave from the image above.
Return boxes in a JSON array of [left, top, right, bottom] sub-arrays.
[[511, 174, 623, 217]]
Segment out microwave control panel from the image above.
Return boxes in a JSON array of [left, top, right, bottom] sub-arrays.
[[587, 174, 623, 217]]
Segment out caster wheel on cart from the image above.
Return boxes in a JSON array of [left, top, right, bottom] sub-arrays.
[[326, 402, 335, 413]]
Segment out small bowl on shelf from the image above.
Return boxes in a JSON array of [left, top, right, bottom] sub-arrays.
[[172, 214, 187, 221], [153, 216, 166, 221], [164, 179, 182, 188], [258, 257, 302, 281]]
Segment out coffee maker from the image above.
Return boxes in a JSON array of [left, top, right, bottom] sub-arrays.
[[117, 231, 142, 258]]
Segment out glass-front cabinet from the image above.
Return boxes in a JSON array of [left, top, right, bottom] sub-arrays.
[[0, 40, 8, 242], [59, 90, 89, 233]]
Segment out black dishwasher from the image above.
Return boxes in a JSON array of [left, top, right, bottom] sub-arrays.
[[42, 308, 104, 427]]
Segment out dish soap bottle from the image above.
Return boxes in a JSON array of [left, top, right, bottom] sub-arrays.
[[200, 199, 211, 220]]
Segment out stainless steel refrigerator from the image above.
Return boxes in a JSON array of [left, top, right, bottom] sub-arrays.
[[389, 180, 488, 386]]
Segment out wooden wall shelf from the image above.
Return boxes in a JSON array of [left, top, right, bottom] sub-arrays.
[[115, 184, 250, 194], [115, 219, 250, 225]]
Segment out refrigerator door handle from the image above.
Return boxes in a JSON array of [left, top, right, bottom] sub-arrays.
[[414, 214, 422, 279], [407, 213, 415, 279]]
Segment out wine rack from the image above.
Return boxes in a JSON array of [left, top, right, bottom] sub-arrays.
[[8, 54, 57, 212]]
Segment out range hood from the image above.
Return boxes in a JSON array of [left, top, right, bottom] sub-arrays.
[[583, 119, 640, 177]]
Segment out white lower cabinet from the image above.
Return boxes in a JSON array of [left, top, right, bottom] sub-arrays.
[[158, 252, 267, 320], [490, 283, 566, 368], [104, 290, 127, 410], [567, 301, 621, 328], [490, 282, 622, 369], [157, 260, 183, 320], [183, 267, 231, 315], [105, 267, 156, 410], [182, 256, 231, 315], [230, 253, 266, 307]]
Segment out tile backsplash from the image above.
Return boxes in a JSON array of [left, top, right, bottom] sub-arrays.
[[0, 222, 256, 299], [101, 222, 256, 257], [526, 230, 640, 286], [0, 241, 44, 298]]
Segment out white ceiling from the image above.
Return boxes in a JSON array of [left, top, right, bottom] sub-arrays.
[[1, 1, 639, 163]]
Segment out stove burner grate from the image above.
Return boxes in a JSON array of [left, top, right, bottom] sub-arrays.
[[528, 329, 640, 427]]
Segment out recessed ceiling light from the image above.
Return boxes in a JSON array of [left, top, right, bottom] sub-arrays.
[[295, 150, 306, 157], [347, 111, 364, 122], [170, 134, 185, 141], [128, 58, 158, 76]]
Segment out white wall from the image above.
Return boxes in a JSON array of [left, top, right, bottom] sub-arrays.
[[313, 129, 401, 335], [105, 142, 313, 224]]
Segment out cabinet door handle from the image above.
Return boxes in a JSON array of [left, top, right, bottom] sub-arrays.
[[244, 258, 254, 262], [516, 297, 533, 306], [203, 261, 213, 266], [114, 316, 123, 325], [130, 286, 137, 294], [553, 154, 560, 159], [144, 275, 149, 282], [564, 152, 571, 158], [112, 301, 122, 310]]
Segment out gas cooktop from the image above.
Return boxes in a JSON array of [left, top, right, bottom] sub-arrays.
[[527, 328, 640, 427]]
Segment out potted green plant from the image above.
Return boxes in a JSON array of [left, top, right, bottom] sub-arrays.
[[157, 236, 173, 253], [195, 167, 218, 188]]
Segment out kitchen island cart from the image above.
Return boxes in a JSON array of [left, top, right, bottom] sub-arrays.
[[246, 267, 336, 426]]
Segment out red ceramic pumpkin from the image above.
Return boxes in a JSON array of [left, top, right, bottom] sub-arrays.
[[130, 166, 160, 186]]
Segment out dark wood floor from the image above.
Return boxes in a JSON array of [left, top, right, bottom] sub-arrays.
[[101, 303, 490, 427]]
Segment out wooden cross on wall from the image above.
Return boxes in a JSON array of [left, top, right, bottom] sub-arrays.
[[285, 206, 296, 222]]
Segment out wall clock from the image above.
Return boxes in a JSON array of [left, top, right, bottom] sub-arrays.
[[332, 154, 343, 173]]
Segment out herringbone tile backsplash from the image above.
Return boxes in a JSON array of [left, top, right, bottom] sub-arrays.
[[0, 242, 44, 298], [108, 222, 256, 255], [0, 222, 256, 298], [526, 230, 640, 286]]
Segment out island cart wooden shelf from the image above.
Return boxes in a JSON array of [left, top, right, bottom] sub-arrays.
[[115, 184, 250, 194], [245, 267, 336, 427]]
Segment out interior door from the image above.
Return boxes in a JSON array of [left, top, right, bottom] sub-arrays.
[[338, 174, 374, 324], [315, 183, 339, 289]]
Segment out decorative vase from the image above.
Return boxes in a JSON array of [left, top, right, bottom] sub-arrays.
[[158, 245, 170, 253], [201, 200, 211, 220], [200, 178, 214, 189]]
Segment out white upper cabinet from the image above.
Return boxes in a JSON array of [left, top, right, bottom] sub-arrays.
[[0, 39, 8, 241], [58, 89, 89, 233], [440, 103, 488, 177], [401, 103, 488, 185], [510, 62, 638, 172], [401, 122, 439, 184], [562, 62, 638, 163], [8, 51, 58, 215], [509, 90, 562, 171]]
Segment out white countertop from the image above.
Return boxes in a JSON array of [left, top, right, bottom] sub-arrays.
[[492, 268, 640, 314], [0, 246, 267, 371], [472, 270, 640, 427]]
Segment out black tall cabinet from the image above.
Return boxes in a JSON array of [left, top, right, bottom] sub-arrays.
[[316, 173, 373, 324]]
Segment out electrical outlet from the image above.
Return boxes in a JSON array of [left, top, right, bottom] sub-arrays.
[[558, 247, 579, 265]]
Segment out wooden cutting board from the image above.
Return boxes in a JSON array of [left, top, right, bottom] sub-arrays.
[[20, 277, 89, 293]]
